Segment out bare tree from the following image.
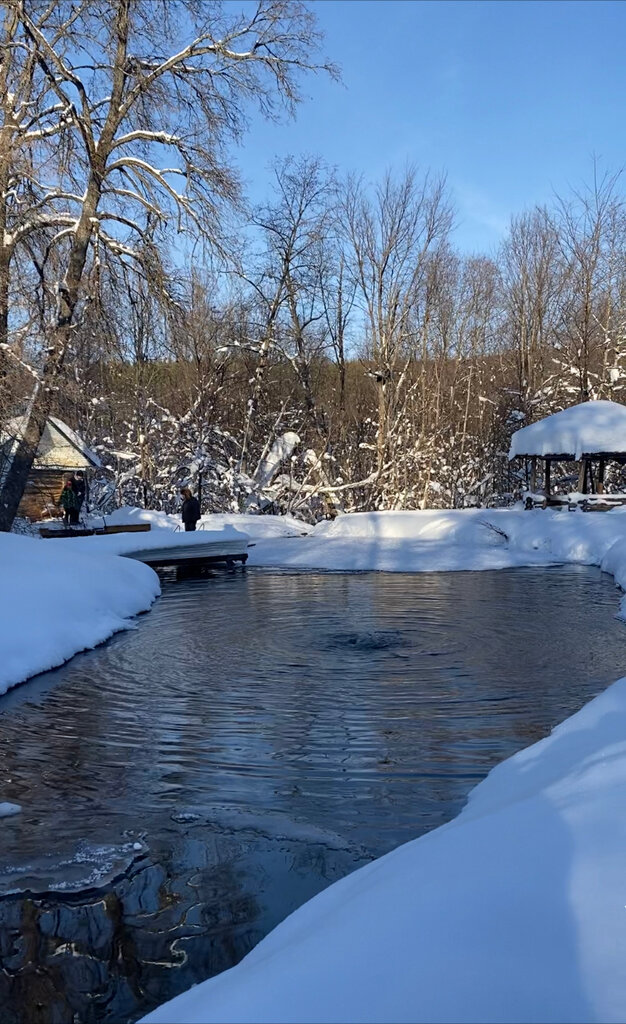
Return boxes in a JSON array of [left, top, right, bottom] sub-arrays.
[[343, 167, 452, 480], [237, 155, 335, 471], [552, 168, 624, 402], [499, 206, 561, 407], [0, 0, 336, 529]]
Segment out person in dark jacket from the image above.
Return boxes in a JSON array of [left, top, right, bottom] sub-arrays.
[[72, 471, 88, 514], [180, 487, 201, 531], [59, 477, 80, 526]]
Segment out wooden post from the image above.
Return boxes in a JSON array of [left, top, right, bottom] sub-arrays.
[[577, 460, 586, 494], [544, 458, 551, 499], [597, 459, 606, 494], [589, 462, 596, 494], [530, 457, 537, 492]]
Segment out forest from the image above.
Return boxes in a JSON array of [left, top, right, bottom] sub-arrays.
[[2, 0, 626, 525]]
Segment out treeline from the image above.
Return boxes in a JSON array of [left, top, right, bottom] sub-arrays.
[[2, 2, 626, 523]]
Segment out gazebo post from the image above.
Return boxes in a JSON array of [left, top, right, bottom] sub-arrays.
[[530, 457, 537, 493], [577, 460, 586, 494], [597, 458, 606, 494], [544, 458, 551, 499]]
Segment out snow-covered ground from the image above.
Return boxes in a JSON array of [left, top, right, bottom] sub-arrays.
[[141, 675, 626, 1024], [89, 506, 311, 539], [0, 533, 160, 695]]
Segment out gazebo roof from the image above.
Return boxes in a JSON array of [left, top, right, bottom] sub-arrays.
[[509, 400, 626, 461]]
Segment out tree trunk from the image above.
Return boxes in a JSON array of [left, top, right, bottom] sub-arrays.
[[0, 174, 101, 530], [377, 379, 387, 474], [0, 6, 16, 390]]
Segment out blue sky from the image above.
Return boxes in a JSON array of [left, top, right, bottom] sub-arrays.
[[236, 0, 626, 254]]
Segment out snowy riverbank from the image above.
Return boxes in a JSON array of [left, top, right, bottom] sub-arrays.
[[141, 674, 626, 1024], [8, 505, 626, 691], [0, 533, 160, 695], [248, 507, 626, 616]]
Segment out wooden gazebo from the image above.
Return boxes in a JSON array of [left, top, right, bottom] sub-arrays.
[[508, 400, 626, 507]]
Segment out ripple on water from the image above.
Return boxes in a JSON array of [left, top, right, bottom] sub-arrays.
[[0, 565, 625, 1022]]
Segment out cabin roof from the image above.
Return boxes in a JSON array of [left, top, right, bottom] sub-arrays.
[[509, 400, 626, 461], [2, 416, 101, 470]]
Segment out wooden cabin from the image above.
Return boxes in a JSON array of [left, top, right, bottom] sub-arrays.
[[508, 400, 626, 509], [0, 417, 101, 520]]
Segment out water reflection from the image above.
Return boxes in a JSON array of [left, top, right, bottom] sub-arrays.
[[0, 827, 362, 1024], [0, 565, 625, 1022]]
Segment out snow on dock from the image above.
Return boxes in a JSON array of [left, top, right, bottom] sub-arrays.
[[46, 524, 251, 567]]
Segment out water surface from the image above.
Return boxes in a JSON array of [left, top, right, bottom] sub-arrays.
[[0, 565, 625, 1023]]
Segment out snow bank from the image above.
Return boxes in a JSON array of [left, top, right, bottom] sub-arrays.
[[0, 533, 159, 695], [93, 506, 311, 539], [141, 676, 626, 1024], [247, 507, 626, 575], [509, 399, 626, 459]]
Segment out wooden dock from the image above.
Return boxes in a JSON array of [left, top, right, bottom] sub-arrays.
[[124, 539, 249, 569], [39, 521, 249, 569]]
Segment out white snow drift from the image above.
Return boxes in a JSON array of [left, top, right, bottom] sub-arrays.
[[0, 532, 160, 694]]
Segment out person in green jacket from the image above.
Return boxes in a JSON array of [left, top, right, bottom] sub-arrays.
[[59, 477, 79, 526]]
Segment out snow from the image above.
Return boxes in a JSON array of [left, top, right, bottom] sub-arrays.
[[92, 505, 311, 539], [46, 524, 249, 558], [11, 499, 626, 1022], [509, 399, 626, 460], [0, 533, 159, 695], [246, 507, 626, 578], [253, 431, 300, 489], [141, 676, 626, 1024], [2, 415, 101, 468]]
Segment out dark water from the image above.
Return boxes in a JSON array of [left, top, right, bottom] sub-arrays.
[[1, 565, 625, 1023]]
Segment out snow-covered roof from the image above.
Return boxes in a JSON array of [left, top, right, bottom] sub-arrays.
[[509, 400, 626, 460], [1, 416, 101, 469], [48, 417, 101, 468]]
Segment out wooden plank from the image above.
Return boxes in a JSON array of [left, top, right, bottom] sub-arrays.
[[40, 528, 95, 538], [100, 523, 151, 534]]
